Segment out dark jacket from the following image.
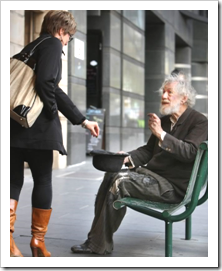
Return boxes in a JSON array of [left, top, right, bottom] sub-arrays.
[[129, 107, 208, 197], [10, 34, 86, 155]]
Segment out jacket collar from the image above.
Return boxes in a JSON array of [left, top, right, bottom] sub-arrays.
[[163, 107, 192, 134], [174, 107, 192, 126]]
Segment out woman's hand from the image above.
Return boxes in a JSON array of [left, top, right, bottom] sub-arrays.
[[84, 120, 100, 137]]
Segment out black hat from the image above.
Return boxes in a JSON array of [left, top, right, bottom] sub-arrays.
[[90, 149, 129, 172]]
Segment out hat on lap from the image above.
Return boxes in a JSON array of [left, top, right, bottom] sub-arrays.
[[90, 150, 129, 172]]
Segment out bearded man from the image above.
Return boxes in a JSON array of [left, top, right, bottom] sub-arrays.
[[71, 72, 208, 255]]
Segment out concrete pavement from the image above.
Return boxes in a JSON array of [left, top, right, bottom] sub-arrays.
[[14, 157, 208, 259]]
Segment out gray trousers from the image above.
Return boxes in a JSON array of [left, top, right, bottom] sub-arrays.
[[86, 168, 182, 255]]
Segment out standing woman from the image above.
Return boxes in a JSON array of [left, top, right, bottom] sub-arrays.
[[10, 10, 99, 257]]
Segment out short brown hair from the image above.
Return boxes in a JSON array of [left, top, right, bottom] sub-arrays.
[[40, 10, 77, 36]]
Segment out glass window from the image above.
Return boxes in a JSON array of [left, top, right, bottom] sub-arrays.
[[110, 53, 121, 89], [121, 128, 144, 151], [73, 36, 86, 79], [110, 14, 121, 51], [123, 23, 145, 62], [69, 83, 86, 113], [122, 96, 144, 128], [105, 127, 121, 152], [123, 59, 144, 95], [70, 10, 87, 34], [109, 92, 121, 126], [123, 10, 145, 30]]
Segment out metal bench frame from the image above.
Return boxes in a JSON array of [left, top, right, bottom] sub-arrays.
[[113, 141, 208, 257]]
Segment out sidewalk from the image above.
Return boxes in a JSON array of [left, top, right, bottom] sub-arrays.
[[14, 157, 208, 258]]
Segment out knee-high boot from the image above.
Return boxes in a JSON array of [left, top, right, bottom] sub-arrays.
[[10, 199, 23, 257], [30, 208, 52, 257]]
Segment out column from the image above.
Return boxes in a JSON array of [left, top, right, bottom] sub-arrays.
[[191, 20, 208, 116], [145, 12, 175, 140]]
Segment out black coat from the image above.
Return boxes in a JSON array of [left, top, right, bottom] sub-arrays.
[[129, 107, 208, 197], [10, 34, 86, 155]]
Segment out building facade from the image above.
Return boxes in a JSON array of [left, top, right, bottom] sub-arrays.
[[10, 10, 208, 168]]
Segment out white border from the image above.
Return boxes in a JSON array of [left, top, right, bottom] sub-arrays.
[[1, 0, 218, 269]]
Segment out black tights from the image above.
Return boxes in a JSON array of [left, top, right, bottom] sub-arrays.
[[10, 147, 53, 209]]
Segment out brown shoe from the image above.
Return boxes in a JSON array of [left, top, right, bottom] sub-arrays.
[[30, 207, 52, 257], [10, 199, 23, 257]]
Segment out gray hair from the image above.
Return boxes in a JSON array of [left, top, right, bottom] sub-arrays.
[[159, 72, 196, 107]]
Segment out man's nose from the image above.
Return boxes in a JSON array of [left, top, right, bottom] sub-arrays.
[[162, 92, 168, 99]]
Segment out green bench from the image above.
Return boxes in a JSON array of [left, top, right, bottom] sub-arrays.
[[113, 141, 208, 257]]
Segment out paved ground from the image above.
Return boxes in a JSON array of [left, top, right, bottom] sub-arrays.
[[13, 157, 208, 261]]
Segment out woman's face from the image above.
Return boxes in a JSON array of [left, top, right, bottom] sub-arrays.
[[60, 33, 73, 46], [57, 29, 73, 47]]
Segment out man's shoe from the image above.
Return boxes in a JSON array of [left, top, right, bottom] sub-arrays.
[[71, 243, 93, 254]]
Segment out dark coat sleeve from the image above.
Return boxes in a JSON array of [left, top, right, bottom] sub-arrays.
[[55, 86, 86, 125], [128, 133, 156, 167], [35, 38, 62, 119]]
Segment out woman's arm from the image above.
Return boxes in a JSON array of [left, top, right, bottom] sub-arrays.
[[55, 87, 99, 137], [55, 86, 85, 125]]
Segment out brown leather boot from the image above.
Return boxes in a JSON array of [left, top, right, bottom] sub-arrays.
[[30, 207, 52, 257], [10, 199, 23, 257]]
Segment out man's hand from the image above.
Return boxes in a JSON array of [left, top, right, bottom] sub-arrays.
[[118, 151, 130, 164], [85, 121, 100, 137], [148, 113, 163, 140]]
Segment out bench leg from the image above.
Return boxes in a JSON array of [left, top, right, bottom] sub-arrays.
[[165, 221, 173, 257], [185, 214, 192, 240]]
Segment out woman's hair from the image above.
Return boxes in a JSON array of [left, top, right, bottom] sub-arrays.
[[40, 10, 77, 36], [159, 71, 196, 107]]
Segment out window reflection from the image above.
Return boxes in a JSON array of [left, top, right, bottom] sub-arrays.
[[110, 14, 121, 51], [110, 93, 121, 126], [123, 23, 145, 62], [123, 10, 145, 30], [110, 53, 121, 89], [73, 37, 86, 79], [123, 59, 144, 95], [122, 96, 144, 128]]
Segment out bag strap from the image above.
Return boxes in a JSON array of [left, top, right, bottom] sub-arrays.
[[28, 36, 52, 57], [12, 36, 52, 70]]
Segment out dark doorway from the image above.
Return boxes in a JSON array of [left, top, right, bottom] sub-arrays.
[[86, 30, 102, 109]]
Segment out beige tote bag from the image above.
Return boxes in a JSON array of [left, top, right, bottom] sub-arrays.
[[10, 36, 51, 128]]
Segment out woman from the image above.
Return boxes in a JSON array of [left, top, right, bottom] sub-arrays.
[[10, 10, 99, 257]]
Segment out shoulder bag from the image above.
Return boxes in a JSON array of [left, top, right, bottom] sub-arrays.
[[10, 36, 51, 128]]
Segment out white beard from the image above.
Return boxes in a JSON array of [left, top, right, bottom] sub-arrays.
[[159, 102, 181, 116]]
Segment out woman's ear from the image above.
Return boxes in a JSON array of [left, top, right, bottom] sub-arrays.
[[58, 28, 64, 36]]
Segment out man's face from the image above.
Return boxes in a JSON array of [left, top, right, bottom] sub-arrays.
[[159, 82, 184, 115]]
